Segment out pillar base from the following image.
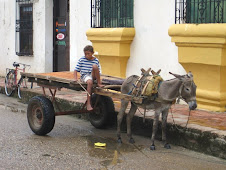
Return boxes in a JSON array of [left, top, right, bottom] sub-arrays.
[[86, 28, 135, 78], [169, 24, 226, 112]]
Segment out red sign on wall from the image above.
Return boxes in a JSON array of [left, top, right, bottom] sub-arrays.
[[56, 33, 65, 40]]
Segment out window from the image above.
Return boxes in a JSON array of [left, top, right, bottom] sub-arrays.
[[91, 0, 134, 28], [175, 0, 226, 24], [16, 0, 33, 56]]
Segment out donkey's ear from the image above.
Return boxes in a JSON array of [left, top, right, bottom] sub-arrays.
[[187, 71, 193, 78], [169, 72, 183, 79]]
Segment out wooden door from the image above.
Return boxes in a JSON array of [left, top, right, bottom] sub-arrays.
[[53, 0, 70, 71]]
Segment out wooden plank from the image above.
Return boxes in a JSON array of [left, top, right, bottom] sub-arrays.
[[21, 72, 76, 84], [21, 72, 124, 86], [21, 71, 143, 102], [101, 74, 125, 80], [93, 88, 143, 104]]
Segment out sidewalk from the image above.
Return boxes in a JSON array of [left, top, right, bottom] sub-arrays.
[[0, 77, 226, 159]]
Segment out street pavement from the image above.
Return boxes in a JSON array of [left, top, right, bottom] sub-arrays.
[[0, 94, 226, 169], [0, 77, 226, 160]]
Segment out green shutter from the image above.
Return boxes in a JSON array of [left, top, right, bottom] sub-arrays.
[[186, 0, 226, 23], [100, 0, 134, 27]]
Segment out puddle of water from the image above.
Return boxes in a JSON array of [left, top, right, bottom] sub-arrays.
[[101, 150, 123, 167], [0, 103, 26, 114], [82, 135, 144, 167]]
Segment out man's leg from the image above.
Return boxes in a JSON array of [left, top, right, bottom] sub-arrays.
[[86, 79, 93, 111], [92, 64, 104, 87]]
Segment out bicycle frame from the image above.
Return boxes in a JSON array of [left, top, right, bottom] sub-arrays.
[[6, 62, 31, 86]]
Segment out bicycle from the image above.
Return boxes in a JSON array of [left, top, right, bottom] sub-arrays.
[[5, 62, 33, 99]]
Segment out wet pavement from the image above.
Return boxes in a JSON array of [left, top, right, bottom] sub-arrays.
[[0, 76, 226, 159], [0, 94, 226, 169]]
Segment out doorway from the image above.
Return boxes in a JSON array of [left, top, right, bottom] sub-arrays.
[[53, 0, 70, 72]]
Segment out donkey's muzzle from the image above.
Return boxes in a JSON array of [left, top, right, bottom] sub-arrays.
[[188, 101, 197, 110]]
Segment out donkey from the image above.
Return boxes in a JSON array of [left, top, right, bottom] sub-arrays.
[[117, 70, 197, 150]]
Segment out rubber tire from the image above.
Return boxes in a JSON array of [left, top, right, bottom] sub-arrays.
[[17, 78, 23, 99], [27, 96, 55, 136], [5, 71, 15, 96], [89, 94, 115, 129]]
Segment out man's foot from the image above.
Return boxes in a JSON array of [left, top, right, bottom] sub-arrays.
[[97, 84, 105, 88], [87, 104, 93, 111]]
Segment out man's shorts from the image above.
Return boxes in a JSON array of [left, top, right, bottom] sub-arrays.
[[81, 74, 92, 83]]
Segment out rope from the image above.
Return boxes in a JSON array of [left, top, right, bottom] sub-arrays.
[[170, 105, 191, 132]]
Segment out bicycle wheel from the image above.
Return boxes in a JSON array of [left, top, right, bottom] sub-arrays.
[[5, 70, 16, 96], [18, 77, 33, 99]]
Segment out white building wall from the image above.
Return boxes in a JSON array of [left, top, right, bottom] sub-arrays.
[[0, 0, 185, 80], [70, 0, 185, 79], [0, 0, 52, 76], [69, 0, 92, 71], [0, 0, 16, 76], [128, 0, 185, 79]]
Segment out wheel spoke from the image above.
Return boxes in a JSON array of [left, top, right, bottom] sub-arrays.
[[5, 71, 15, 96]]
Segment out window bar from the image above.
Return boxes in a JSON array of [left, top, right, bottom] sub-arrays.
[[123, 0, 126, 27], [175, 0, 177, 24], [213, 0, 216, 22], [193, 0, 195, 23], [94, 0, 97, 27], [216, 0, 218, 22], [124, 0, 126, 27], [178, 1, 181, 23], [209, 0, 211, 22], [182, 0, 184, 22], [222, 0, 224, 22], [205, 0, 207, 23], [98, 0, 101, 27], [91, 0, 93, 27], [116, 0, 119, 27], [104, 0, 106, 27], [111, 0, 113, 27], [217, 0, 220, 23], [197, 0, 199, 23]]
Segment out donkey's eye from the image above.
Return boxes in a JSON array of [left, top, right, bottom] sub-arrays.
[[186, 88, 190, 91]]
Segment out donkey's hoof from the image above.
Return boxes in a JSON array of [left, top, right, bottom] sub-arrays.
[[129, 138, 135, 144], [164, 143, 171, 149], [117, 138, 122, 144], [150, 145, 155, 150]]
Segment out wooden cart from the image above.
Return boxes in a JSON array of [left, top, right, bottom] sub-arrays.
[[21, 72, 145, 136]]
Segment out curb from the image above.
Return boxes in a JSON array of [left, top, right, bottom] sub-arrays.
[[0, 86, 225, 160]]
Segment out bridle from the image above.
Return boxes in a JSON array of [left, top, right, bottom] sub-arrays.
[[177, 77, 194, 104]]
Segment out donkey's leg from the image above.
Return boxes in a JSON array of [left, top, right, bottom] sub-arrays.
[[127, 103, 137, 144], [162, 109, 171, 149], [117, 100, 129, 143], [150, 110, 161, 150]]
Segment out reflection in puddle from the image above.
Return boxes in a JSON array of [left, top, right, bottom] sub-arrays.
[[0, 103, 26, 114], [101, 150, 123, 167], [82, 135, 144, 167]]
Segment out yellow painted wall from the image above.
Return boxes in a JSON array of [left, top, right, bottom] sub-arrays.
[[86, 28, 135, 78], [169, 24, 226, 112]]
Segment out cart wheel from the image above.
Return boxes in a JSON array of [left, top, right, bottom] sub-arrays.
[[27, 96, 55, 135], [89, 94, 115, 129]]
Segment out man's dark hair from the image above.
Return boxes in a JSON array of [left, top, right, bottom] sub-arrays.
[[83, 45, 94, 53]]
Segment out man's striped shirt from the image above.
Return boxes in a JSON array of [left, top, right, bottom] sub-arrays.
[[75, 56, 101, 78]]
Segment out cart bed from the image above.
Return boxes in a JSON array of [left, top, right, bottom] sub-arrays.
[[21, 71, 144, 103]]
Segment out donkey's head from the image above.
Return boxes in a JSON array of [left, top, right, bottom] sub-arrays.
[[170, 72, 197, 110]]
